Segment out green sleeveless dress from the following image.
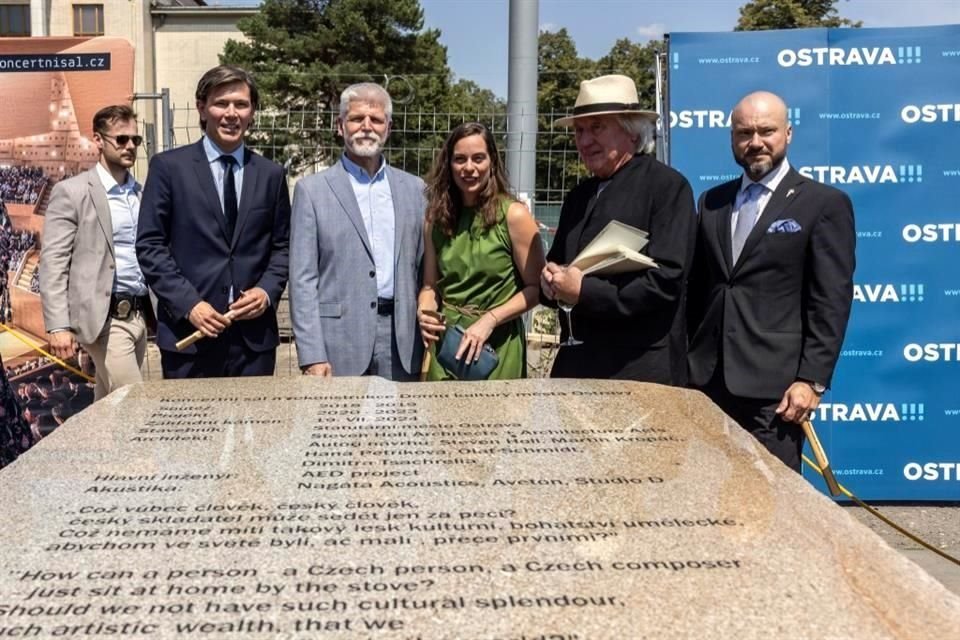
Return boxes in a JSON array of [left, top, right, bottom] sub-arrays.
[[426, 199, 526, 380]]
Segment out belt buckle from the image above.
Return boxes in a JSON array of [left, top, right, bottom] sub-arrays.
[[115, 298, 132, 320]]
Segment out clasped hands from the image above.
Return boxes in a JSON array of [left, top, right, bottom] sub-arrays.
[[188, 287, 269, 339], [540, 262, 583, 305]]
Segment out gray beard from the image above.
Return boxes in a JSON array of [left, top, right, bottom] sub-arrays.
[[347, 137, 382, 158]]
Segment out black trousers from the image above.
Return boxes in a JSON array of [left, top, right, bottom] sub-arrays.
[[160, 326, 276, 379], [698, 369, 804, 473]]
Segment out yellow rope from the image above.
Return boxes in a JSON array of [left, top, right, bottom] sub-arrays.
[[0, 322, 94, 383], [802, 453, 960, 567]]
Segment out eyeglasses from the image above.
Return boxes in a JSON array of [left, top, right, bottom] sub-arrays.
[[99, 133, 143, 147]]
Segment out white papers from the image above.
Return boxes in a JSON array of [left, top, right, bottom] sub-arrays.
[[570, 220, 658, 275]]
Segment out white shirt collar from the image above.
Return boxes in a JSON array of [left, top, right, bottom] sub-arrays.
[[95, 162, 137, 193]]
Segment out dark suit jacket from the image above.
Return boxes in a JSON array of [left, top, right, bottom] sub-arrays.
[[136, 140, 291, 354], [546, 154, 696, 385], [687, 166, 855, 400]]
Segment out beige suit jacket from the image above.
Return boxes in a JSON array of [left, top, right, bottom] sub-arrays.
[[40, 166, 120, 345]]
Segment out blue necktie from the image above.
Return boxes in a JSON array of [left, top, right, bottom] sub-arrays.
[[732, 182, 764, 264]]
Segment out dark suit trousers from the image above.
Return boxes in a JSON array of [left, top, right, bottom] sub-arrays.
[[551, 343, 675, 384], [699, 369, 804, 472], [160, 326, 276, 379]]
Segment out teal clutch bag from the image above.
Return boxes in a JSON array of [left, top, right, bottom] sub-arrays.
[[435, 325, 499, 380]]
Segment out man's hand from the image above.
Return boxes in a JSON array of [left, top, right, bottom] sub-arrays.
[[49, 331, 78, 360], [302, 362, 333, 377], [229, 287, 270, 321], [547, 264, 583, 306], [188, 301, 231, 338], [540, 262, 559, 300], [775, 382, 821, 424]]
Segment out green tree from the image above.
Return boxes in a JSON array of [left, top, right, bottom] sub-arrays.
[[536, 28, 596, 203], [393, 78, 506, 178], [594, 38, 660, 111], [221, 0, 453, 173], [735, 0, 862, 30], [538, 28, 595, 121], [536, 32, 662, 204], [448, 79, 503, 117]]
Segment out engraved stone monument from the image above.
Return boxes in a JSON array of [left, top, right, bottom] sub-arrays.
[[1, 377, 958, 638]]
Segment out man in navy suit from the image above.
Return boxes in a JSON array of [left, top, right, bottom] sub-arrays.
[[687, 91, 856, 471], [137, 65, 290, 378]]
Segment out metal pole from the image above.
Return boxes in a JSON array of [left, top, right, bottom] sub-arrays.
[[132, 89, 174, 156], [507, 0, 539, 213], [661, 35, 673, 165], [160, 88, 172, 152], [654, 49, 666, 163]]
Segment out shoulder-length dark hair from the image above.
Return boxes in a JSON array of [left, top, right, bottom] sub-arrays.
[[425, 122, 515, 237]]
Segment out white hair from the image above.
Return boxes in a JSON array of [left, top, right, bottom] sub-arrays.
[[338, 83, 393, 120], [617, 114, 657, 155]]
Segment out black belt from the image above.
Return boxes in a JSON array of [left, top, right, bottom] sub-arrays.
[[376, 297, 394, 315], [110, 293, 149, 320]]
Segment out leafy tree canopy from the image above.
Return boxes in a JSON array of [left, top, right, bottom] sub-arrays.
[[222, 0, 495, 171], [535, 29, 662, 202], [735, 0, 862, 30]]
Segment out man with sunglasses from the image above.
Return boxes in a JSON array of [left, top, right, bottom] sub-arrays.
[[41, 105, 151, 400]]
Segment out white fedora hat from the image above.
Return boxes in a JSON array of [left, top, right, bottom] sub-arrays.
[[554, 74, 658, 128]]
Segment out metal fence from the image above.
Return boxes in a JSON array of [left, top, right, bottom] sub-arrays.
[[165, 105, 594, 239], [155, 104, 576, 375]]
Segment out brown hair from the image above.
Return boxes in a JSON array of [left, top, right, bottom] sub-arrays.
[[195, 65, 259, 128], [92, 105, 137, 134], [425, 122, 514, 237]]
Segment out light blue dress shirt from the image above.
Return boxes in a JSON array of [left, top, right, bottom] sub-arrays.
[[341, 153, 396, 299], [203, 136, 244, 214], [95, 163, 146, 296], [731, 158, 791, 240]]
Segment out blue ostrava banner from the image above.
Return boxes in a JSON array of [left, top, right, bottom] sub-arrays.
[[668, 25, 960, 500]]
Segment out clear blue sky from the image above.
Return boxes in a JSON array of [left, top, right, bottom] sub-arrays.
[[420, 0, 960, 97]]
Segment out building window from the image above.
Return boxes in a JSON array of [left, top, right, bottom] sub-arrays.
[[0, 5, 31, 36], [72, 4, 104, 36]]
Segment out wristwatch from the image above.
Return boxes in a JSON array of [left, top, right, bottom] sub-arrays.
[[805, 381, 827, 396]]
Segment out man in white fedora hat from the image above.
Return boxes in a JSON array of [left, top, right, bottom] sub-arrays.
[[540, 74, 696, 385]]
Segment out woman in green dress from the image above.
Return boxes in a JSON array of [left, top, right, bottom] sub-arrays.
[[418, 122, 545, 380]]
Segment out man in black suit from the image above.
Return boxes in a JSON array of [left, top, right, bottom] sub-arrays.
[[540, 74, 696, 385], [137, 65, 290, 378], [687, 91, 855, 471]]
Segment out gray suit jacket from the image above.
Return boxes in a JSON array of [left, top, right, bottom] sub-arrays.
[[40, 166, 123, 345], [289, 159, 425, 375]]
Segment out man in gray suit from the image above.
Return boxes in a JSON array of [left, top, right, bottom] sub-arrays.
[[41, 105, 150, 400], [290, 83, 425, 380]]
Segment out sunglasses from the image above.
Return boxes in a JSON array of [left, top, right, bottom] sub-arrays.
[[100, 133, 143, 147]]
